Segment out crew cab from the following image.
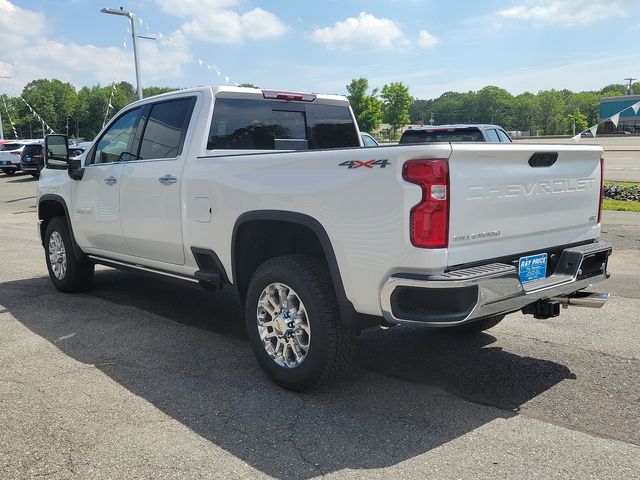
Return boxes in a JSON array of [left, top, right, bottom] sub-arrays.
[[37, 86, 612, 391]]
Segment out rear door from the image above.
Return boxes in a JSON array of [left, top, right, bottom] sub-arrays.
[[119, 95, 197, 265], [447, 143, 602, 266]]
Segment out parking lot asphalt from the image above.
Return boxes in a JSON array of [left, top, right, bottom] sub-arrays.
[[1, 173, 639, 479]]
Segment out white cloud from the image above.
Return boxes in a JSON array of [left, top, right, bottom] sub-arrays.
[[181, 7, 287, 43], [416, 30, 440, 48], [308, 12, 410, 52], [0, 0, 46, 46], [498, 0, 629, 26], [154, 0, 287, 44], [0, 1, 191, 94]]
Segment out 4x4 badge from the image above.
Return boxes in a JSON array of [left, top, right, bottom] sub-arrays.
[[339, 159, 390, 169]]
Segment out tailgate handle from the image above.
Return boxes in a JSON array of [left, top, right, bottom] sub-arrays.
[[528, 152, 558, 168]]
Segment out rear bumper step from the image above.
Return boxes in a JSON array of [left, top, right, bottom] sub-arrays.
[[380, 242, 612, 326]]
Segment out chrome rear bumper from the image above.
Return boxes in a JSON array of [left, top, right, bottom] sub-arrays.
[[380, 242, 612, 327]]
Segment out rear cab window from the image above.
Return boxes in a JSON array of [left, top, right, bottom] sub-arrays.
[[22, 144, 42, 155], [207, 96, 359, 151], [1, 143, 24, 151]]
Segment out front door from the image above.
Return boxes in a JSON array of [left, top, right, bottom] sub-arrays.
[[71, 107, 143, 256], [120, 96, 196, 265]]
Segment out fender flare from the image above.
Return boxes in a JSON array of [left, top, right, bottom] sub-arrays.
[[231, 210, 380, 332], [38, 194, 86, 262]]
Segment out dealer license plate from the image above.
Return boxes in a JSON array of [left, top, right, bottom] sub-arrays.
[[26, 156, 32, 162], [518, 253, 547, 283]]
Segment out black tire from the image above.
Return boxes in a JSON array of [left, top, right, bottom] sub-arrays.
[[446, 315, 505, 334], [44, 217, 95, 293], [30, 172, 40, 179], [2, 169, 15, 176], [245, 254, 354, 391]]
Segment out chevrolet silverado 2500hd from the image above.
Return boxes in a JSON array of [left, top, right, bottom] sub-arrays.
[[37, 86, 612, 391]]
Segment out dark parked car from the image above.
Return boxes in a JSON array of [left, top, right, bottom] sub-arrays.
[[20, 142, 44, 178], [21, 142, 86, 179], [399, 124, 512, 144]]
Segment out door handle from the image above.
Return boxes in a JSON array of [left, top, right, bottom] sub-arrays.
[[104, 176, 118, 186], [159, 175, 177, 185]]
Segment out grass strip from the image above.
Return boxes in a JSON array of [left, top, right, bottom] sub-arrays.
[[603, 199, 640, 212]]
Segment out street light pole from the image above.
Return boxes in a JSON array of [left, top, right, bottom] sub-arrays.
[[101, 7, 144, 100]]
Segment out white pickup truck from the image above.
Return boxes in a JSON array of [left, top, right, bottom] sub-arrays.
[[37, 86, 612, 391]]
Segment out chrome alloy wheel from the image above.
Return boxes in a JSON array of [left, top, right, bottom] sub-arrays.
[[256, 282, 311, 369], [48, 231, 67, 280]]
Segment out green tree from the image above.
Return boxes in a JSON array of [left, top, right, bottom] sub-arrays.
[[381, 82, 411, 138], [513, 92, 538, 134], [143, 86, 179, 97], [346, 78, 382, 133], [565, 110, 588, 135], [536, 90, 566, 135], [475, 86, 514, 128], [409, 99, 432, 124]]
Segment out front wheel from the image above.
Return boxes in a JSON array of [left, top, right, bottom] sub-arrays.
[[245, 255, 354, 391], [44, 217, 95, 292], [2, 169, 15, 176]]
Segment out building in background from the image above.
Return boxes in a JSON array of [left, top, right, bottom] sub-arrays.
[[600, 95, 640, 133]]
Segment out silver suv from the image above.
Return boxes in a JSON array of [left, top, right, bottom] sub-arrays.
[[399, 124, 512, 144]]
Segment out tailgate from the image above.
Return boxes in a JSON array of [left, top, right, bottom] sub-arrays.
[[447, 143, 602, 266]]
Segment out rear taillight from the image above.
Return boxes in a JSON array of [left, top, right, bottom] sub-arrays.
[[597, 156, 604, 223], [403, 159, 449, 248]]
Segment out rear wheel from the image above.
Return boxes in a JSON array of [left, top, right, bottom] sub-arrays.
[[245, 255, 354, 391], [446, 315, 505, 334], [44, 217, 94, 292], [2, 169, 15, 176]]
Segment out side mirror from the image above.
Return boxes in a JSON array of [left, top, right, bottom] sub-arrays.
[[44, 134, 85, 180], [44, 134, 70, 170]]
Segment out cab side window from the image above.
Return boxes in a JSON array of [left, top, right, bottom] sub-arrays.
[[92, 108, 142, 164], [497, 129, 512, 143], [484, 129, 500, 143], [138, 97, 195, 160]]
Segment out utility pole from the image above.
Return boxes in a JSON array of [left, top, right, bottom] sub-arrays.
[[624, 77, 637, 95], [429, 112, 434, 125]]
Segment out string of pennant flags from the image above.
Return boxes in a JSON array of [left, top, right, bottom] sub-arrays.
[[572, 99, 640, 142], [135, 16, 241, 87], [101, 16, 242, 125], [1, 95, 19, 139], [103, 31, 129, 128], [19, 96, 55, 135]]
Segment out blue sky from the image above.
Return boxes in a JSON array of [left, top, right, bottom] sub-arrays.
[[1, 0, 639, 99]]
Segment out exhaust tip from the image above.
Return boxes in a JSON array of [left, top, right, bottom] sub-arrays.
[[551, 292, 610, 309]]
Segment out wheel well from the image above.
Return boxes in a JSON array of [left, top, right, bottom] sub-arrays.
[[233, 220, 326, 303], [39, 200, 66, 244]]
